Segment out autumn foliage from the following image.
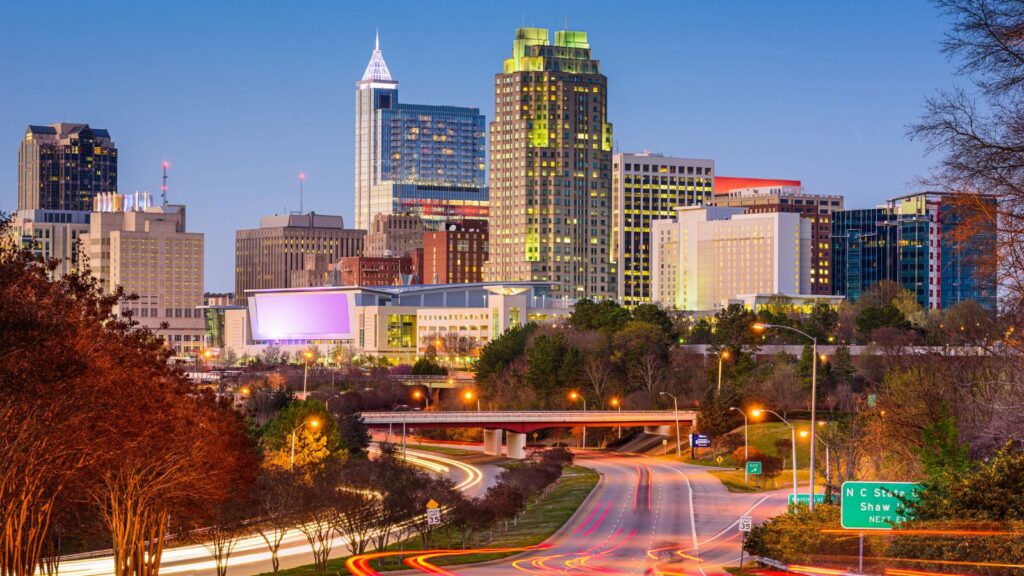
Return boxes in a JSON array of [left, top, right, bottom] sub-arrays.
[[0, 216, 257, 576]]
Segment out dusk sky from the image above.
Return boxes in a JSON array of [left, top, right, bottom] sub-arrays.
[[0, 1, 959, 292]]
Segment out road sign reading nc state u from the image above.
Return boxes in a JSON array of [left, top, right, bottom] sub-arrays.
[[840, 481, 920, 530]]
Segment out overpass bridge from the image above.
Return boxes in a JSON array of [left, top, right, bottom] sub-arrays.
[[362, 410, 696, 459]]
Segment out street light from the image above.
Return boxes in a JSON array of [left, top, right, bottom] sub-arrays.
[[463, 389, 480, 411], [659, 392, 682, 458], [412, 389, 430, 409], [729, 407, 749, 484], [752, 322, 821, 511], [609, 397, 622, 439], [302, 350, 315, 397], [569, 391, 587, 448], [803, 422, 833, 494], [289, 417, 321, 471], [751, 408, 798, 502], [717, 349, 731, 394]]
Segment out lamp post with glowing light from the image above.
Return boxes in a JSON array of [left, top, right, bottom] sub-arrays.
[[659, 391, 682, 457], [609, 397, 622, 438], [729, 407, 749, 484], [289, 417, 321, 472], [717, 349, 731, 394], [569, 391, 587, 448], [753, 322, 820, 510], [412, 389, 430, 409], [463, 389, 480, 411], [751, 408, 798, 501], [802, 422, 832, 493], [301, 350, 315, 397]]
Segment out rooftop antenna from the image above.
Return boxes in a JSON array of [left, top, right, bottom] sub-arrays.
[[160, 161, 170, 206], [298, 172, 305, 213]]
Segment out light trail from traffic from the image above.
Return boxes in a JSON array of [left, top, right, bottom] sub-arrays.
[[56, 448, 485, 576]]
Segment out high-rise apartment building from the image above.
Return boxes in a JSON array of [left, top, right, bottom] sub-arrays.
[[485, 28, 614, 300], [364, 213, 424, 257], [79, 203, 204, 355], [234, 213, 365, 304], [422, 219, 488, 284], [709, 185, 843, 295], [651, 207, 812, 311], [9, 210, 91, 277], [18, 123, 117, 211], [612, 153, 714, 306], [355, 35, 487, 230], [831, 192, 996, 311]]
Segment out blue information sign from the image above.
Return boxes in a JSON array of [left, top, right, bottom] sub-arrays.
[[691, 434, 711, 448]]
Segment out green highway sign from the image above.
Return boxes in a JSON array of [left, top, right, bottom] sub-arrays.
[[840, 481, 920, 530], [788, 493, 826, 505], [867, 394, 877, 408], [746, 461, 762, 475]]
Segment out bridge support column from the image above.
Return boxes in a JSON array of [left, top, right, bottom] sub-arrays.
[[483, 429, 503, 455], [644, 425, 670, 435], [506, 432, 527, 459]]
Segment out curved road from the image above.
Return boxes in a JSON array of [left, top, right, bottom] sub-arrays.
[[56, 448, 498, 576], [368, 451, 790, 576]]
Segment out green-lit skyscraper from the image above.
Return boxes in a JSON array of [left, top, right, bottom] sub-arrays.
[[484, 28, 614, 300]]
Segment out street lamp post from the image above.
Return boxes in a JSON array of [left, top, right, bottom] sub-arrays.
[[289, 417, 321, 472], [717, 349, 731, 394], [753, 322, 820, 510], [729, 407, 749, 484], [752, 408, 797, 502], [569, 392, 587, 448], [302, 350, 314, 397], [413, 389, 430, 409], [464, 390, 480, 411], [804, 424, 832, 494], [659, 392, 682, 458], [388, 405, 407, 443], [610, 398, 621, 438]]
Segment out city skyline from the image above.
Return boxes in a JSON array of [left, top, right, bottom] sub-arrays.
[[0, 1, 957, 291]]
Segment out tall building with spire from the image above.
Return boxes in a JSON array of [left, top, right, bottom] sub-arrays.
[[484, 28, 614, 300], [354, 33, 487, 231]]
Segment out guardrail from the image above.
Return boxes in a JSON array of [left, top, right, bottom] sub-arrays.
[[361, 410, 696, 424]]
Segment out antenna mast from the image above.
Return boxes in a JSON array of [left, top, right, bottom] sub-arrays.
[[160, 161, 170, 206], [299, 172, 305, 213]]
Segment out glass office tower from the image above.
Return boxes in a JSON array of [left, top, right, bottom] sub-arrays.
[[354, 34, 487, 231]]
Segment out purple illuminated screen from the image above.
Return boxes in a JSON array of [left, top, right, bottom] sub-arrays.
[[249, 291, 354, 341]]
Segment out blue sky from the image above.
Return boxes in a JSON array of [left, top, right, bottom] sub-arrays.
[[0, 1, 957, 291]]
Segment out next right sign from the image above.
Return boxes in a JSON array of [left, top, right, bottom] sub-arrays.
[[840, 481, 921, 530]]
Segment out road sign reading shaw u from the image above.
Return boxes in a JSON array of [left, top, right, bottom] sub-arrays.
[[840, 481, 920, 530]]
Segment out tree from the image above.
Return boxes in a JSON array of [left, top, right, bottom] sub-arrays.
[[412, 356, 448, 376], [569, 299, 630, 333], [336, 410, 371, 458], [198, 494, 252, 576], [475, 322, 536, 385], [756, 359, 806, 419], [261, 345, 283, 365], [630, 303, 674, 338], [855, 303, 912, 341], [253, 470, 300, 574], [260, 399, 344, 471], [914, 404, 970, 478], [294, 474, 337, 574], [524, 332, 580, 406]]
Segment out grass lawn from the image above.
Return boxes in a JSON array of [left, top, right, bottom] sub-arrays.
[[709, 467, 815, 493], [259, 465, 599, 575]]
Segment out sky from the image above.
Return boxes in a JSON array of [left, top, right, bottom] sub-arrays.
[[0, 1, 960, 292]]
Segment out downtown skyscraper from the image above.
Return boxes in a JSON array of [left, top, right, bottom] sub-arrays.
[[484, 28, 614, 300], [354, 34, 487, 231], [18, 123, 117, 211]]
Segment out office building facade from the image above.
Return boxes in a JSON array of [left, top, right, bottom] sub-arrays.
[[651, 207, 812, 311], [832, 192, 997, 311], [336, 255, 415, 286], [234, 213, 365, 304], [79, 204, 204, 355], [422, 219, 488, 284], [355, 35, 487, 230], [485, 27, 614, 300], [9, 210, 91, 277], [612, 153, 714, 305], [18, 123, 117, 211], [710, 185, 843, 295], [364, 213, 424, 257]]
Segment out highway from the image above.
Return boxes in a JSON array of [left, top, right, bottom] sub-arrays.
[[351, 451, 790, 576], [55, 448, 497, 576]]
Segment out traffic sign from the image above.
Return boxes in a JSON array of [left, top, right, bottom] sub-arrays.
[[691, 434, 711, 448], [840, 481, 920, 530], [715, 455, 724, 465], [788, 493, 826, 505], [867, 394, 877, 408], [426, 499, 441, 526], [746, 461, 762, 475], [738, 515, 753, 532]]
